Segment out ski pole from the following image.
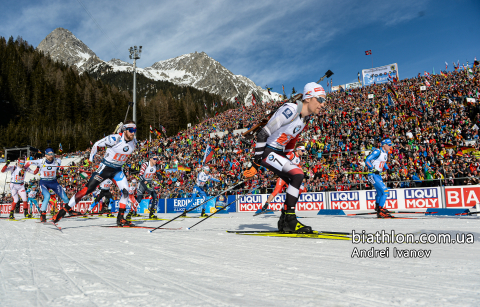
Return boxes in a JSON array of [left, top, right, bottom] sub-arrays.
[[186, 185, 258, 230], [148, 180, 247, 233]]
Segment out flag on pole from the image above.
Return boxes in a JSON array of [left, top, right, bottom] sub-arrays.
[[59, 143, 63, 153], [251, 94, 256, 106], [149, 125, 153, 133], [357, 72, 361, 84], [445, 62, 448, 70], [365, 50, 372, 55], [202, 144, 214, 164], [204, 102, 207, 110]]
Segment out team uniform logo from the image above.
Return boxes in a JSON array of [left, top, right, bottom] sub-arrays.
[[123, 146, 129, 152], [293, 125, 302, 133], [282, 108, 293, 119]]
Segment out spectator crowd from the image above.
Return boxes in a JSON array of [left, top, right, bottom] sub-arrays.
[[2, 62, 480, 205]]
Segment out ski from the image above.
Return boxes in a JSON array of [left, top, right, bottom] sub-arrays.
[[37, 221, 62, 231], [227, 230, 351, 236], [100, 225, 181, 230], [0, 217, 25, 222], [130, 218, 170, 221], [228, 231, 351, 240], [346, 211, 431, 216]]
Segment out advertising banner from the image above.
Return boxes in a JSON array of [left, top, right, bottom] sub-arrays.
[[345, 82, 362, 89], [445, 186, 480, 208], [362, 63, 398, 86], [330, 191, 362, 210], [269, 193, 325, 211], [404, 188, 440, 209], [165, 197, 220, 214], [366, 190, 398, 210]]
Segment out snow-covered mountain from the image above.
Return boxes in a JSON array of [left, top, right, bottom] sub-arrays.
[[37, 28, 282, 104], [37, 28, 103, 73]]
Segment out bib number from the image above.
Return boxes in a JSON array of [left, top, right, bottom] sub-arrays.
[[265, 153, 289, 172], [43, 171, 55, 177], [113, 153, 128, 162]]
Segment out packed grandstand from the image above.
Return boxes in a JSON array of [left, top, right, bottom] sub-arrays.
[[1, 64, 479, 206]]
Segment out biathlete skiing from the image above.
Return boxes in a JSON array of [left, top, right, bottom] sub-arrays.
[[257, 145, 307, 215], [29, 148, 71, 222], [183, 166, 220, 217], [26, 185, 39, 217], [365, 139, 394, 218], [53, 121, 138, 227], [1, 158, 35, 219], [243, 82, 327, 233], [136, 155, 161, 219], [85, 179, 114, 216]]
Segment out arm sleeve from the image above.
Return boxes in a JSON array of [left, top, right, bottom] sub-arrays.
[[209, 176, 220, 183], [89, 134, 119, 162], [139, 163, 147, 177], [365, 149, 381, 170]]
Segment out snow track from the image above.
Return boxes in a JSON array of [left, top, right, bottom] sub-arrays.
[[0, 213, 479, 306]]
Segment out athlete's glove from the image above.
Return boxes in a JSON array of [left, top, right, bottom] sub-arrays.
[[373, 170, 381, 175], [34, 167, 39, 175], [243, 161, 260, 178], [5, 160, 10, 166]]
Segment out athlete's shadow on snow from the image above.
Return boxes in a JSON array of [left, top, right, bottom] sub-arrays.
[[236, 223, 277, 231]]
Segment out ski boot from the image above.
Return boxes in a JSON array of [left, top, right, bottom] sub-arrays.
[[282, 212, 312, 233], [117, 209, 134, 227], [149, 210, 158, 219], [53, 205, 72, 223], [9, 211, 15, 220], [24, 211, 33, 218], [133, 211, 141, 217], [105, 210, 113, 217], [126, 211, 133, 221], [375, 203, 393, 218], [40, 211, 47, 223], [50, 207, 57, 216], [180, 209, 187, 217], [200, 208, 208, 217]]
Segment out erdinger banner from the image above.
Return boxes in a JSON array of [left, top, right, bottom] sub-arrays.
[[269, 193, 325, 211], [445, 186, 480, 208], [330, 191, 362, 210], [165, 197, 217, 214], [404, 188, 440, 209], [366, 190, 398, 210], [362, 63, 398, 86]]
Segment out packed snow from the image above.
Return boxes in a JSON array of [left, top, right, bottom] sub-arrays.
[[0, 212, 479, 306]]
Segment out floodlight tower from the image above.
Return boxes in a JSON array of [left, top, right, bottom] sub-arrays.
[[129, 45, 142, 122]]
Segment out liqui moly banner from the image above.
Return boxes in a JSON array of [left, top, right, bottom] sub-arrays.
[[445, 186, 480, 208], [268, 193, 325, 211], [237, 194, 266, 212], [404, 188, 440, 209], [366, 190, 398, 210], [330, 191, 362, 210]]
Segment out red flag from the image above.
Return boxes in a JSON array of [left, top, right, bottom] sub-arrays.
[[204, 102, 207, 110], [365, 50, 372, 55], [251, 94, 256, 106]]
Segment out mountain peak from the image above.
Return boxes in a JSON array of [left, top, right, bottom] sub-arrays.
[[37, 27, 102, 72]]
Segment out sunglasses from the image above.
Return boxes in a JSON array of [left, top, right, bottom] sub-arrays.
[[46, 153, 54, 156], [152, 157, 158, 160], [316, 97, 326, 104], [125, 127, 137, 133]]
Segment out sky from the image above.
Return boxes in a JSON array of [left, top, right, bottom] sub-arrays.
[[0, 0, 479, 96]]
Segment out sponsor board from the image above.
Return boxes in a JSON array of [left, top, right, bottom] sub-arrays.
[[445, 186, 480, 208], [366, 190, 398, 210], [330, 191, 361, 210], [404, 188, 439, 209], [362, 63, 399, 86], [165, 197, 219, 214], [238, 194, 265, 212], [269, 193, 325, 211]]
